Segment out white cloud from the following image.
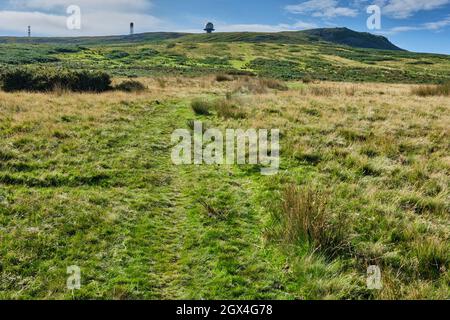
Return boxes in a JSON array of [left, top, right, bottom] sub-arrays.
[[382, 0, 450, 19], [291, 21, 320, 29], [0, 0, 166, 36], [389, 25, 420, 33], [423, 16, 450, 30], [387, 15, 450, 33], [179, 21, 318, 33], [0, 10, 165, 36], [286, 0, 358, 17], [224, 21, 318, 32]]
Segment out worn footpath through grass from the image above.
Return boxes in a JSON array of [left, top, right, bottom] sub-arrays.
[[0, 92, 306, 299]]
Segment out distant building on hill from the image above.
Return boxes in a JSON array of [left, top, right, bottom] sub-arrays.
[[204, 22, 215, 33]]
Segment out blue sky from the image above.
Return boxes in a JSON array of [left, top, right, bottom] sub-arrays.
[[0, 0, 449, 54]]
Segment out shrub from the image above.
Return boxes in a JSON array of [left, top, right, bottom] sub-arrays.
[[281, 185, 349, 257], [115, 80, 146, 92], [302, 75, 313, 84], [201, 57, 230, 66], [1, 68, 112, 93], [412, 82, 450, 96], [191, 99, 212, 115], [49, 46, 83, 53], [247, 58, 305, 80], [105, 50, 130, 59], [69, 70, 112, 92], [215, 74, 234, 82], [138, 48, 160, 57]]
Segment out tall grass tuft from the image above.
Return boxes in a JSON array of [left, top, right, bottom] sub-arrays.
[[412, 82, 450, 96], [191, 98, 212, 115], [115, 80, 146, 92], [214, 99, 247, 119], [233, 77, 288, 94], [413, 238, 449, 279], [281, 185, 350, 257], [215, 74, 234, 82], [258, 78, 288, 91]]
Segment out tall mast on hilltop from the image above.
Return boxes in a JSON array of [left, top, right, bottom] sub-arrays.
[[28, 26, 31, 38], [130, 22, 134, 35]]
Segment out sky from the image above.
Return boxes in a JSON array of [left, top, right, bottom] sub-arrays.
[[0, 0, 449, 54]]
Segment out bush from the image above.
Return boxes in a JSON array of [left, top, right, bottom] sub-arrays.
[[137, 48, 160, 57], [247, 58, 306, 80], [115, 80, 146, 92], [1, 68, 112, 93], [191, 99, 212, 115], [105, 50, 130, 59], [49, 46, 83, 54], [302, 75, 313, 84], [412, 82, 450, 96], [215, 74, 234, 82]]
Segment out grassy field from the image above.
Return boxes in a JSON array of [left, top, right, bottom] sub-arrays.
[[1, 39, 450, 83], [0, 31, 449, 299], [0, 76, 448, 299]]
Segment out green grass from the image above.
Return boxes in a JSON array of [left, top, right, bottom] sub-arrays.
[[0, 32, 449, 300], [0, 94, 328, 299], [0, 37, 449, 83], [1, 80, 449, 299]]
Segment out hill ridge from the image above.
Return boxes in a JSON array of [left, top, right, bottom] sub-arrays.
[[0, 27, 403, 51]]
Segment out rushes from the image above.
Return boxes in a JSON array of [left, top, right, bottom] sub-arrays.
[[281, 185, 350, 257], [114, 80, 146, 92], [191, 98, 212, 115], [233, 77, 288, 94], [191, 97, 247, 119], [258, 78, 288, 91], [412, 82, 450, 96], [214, 98, 247, 119], [215, 74, 234, 82], [412, 237, 449, 279]]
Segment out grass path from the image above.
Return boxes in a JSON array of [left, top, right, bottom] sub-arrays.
[[113, 100, 292, 299]]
